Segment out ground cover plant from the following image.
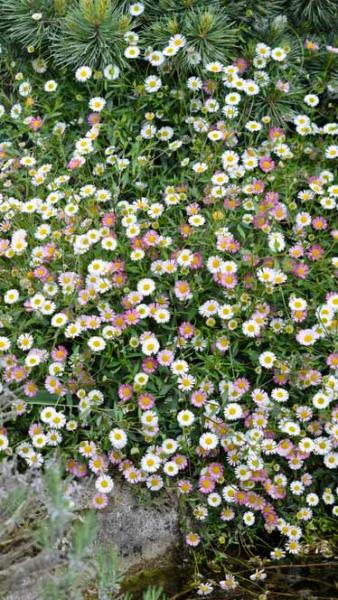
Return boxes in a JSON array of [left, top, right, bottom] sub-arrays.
[[0, 1, 338, 597]]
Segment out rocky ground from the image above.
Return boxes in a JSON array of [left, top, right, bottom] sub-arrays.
[[0, 460, 184, 600]]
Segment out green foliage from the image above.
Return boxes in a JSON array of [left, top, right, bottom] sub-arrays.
[[0, 0, 337, 71], [143, 7, 241, 72], [184, 8, 240, 66], [142, 586, 167, 600], [52, 0, 132, 68], [219, 0, 289, 23], [241, 84, 305, 126], [54, 0, 71, 14], [0, 0, 56, 50], [289, 0, 338, 32], [143, 0, 227, 18], [96, 546, 121, 599]]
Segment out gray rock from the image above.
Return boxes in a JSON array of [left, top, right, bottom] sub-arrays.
[[93, 483, 179, 571], [1, 469, 181, 599]]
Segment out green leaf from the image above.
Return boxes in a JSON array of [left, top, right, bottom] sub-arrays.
[[27, 391, 59, 405]]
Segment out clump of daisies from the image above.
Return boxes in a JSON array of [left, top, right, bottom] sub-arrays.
[[0, 29, 338, 599]]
